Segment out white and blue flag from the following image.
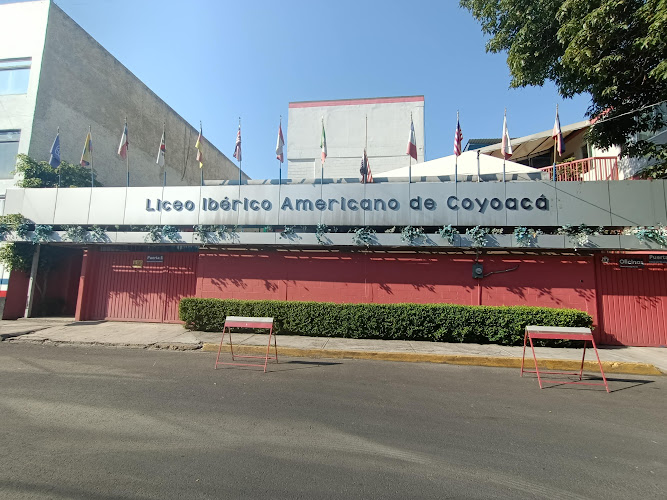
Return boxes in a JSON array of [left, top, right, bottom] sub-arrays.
[[49, 132, 60, 167]]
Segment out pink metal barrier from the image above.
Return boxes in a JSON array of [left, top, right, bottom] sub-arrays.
[[521, 326, 610, 393], [215, 316, 278, 372], [539, 157, 619, 181]]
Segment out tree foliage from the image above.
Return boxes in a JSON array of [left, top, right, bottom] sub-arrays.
[[13, 154, 102, 188], [460, 0, 667, 167]]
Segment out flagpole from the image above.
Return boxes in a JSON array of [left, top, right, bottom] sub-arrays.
[[477, 150, 481, 182], [364, 115, 368, 185], [553, 104, 558, 182], [56, 126, 61, 187], [409, 113, 412, 184], [503, 109, 507, 183], [279, 115, 282, 187], [320, 117, 324, 200], [200, 121, 204, 187], [123, 117, 129, 187], [455, 111, 459, 185], [89, 125, 94, 188], [162, 121, 166, 187]]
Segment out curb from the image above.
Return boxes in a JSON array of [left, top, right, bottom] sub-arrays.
[[202, 343, 664, 376]]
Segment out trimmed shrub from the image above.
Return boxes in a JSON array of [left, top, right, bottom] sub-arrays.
[[179, 298, 593, 347]]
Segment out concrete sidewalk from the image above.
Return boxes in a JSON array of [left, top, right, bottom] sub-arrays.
[[1, 318, 664, 375]]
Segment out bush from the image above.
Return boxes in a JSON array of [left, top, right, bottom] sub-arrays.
[[179, 298, 593, 347]]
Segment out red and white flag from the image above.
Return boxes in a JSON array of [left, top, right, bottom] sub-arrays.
[[320, 119, 327, 163], [501, 111, 512, 160], [195, 125, 203, 168], [276, 122, 285, 162], [233, 124, 242, 162], [117, 120, 128, 159], [360, 149, 373, 183], [454, 113, 463, 157], [552, 107, 564, 157], [407, 118, 417, 160], [156, 126, 165, 166]]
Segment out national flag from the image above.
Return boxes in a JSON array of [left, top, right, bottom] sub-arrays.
[[80, 132, 92, 167], [501, 111, 512, 160], [233, 124, 242, 162], [453, 114, 463, 157], [276, 122, 285, 162], [156, 128, 165, 166], [552, 107, 564, 157], [118, 121, 129, 159], [320, 120, 327, 163], [360, 149, 373, 183], [195, 126, 204, 168], [49, 132, 60, 168], [407, 118, 417, 160]]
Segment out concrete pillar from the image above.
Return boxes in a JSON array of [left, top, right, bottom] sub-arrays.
[[74, 248, 94, 321], [24, 243, 40, 318]]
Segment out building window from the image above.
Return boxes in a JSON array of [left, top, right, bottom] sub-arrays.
[[0, 130, 20, 179], [0, 58, 31, 95]]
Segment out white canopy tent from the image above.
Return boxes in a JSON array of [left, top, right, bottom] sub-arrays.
[[380, 151, 543, 180]]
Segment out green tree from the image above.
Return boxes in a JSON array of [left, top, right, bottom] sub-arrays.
[[13, 154, 102, 187], [460, 0, 667, 170]]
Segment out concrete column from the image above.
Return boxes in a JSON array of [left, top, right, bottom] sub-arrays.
[[24, 243, 40, 318]]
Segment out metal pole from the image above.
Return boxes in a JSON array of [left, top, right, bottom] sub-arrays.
[[125, 117, 129, 187], [56, 126, 61, 187], [477, 149, 480, 182], [455, 156, 458, 185], [89, 125, 94, 188]]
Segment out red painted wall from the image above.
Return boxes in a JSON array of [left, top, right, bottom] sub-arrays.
[[84, 251, 197, 323], [595, 255, 667, 346], [197, 251, 598, 323], [2, 270, 29, 320]]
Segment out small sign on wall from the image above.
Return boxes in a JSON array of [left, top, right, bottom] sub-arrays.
[[618, 258, 644, 268], [132, 259, 143, 269], [648, 254, 667, 264], [146, 254, 164, 263]]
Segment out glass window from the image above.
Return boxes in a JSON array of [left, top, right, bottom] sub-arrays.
[[0, 130, 20, 179], [0, 58, 31, 95]]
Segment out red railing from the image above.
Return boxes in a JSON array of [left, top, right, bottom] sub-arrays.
[[539, 157, 619, 181]]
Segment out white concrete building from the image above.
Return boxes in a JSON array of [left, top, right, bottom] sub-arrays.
[[287, 96, 425, 180], [0, 0, 241, 195]]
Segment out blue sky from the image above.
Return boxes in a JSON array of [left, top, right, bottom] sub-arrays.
[[47, 0, 589, 179]]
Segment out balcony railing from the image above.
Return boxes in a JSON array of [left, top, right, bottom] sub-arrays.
[[539, 157, 619, 181]]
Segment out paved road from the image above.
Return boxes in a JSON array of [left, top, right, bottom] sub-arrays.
[[0, 344, 664, 499]]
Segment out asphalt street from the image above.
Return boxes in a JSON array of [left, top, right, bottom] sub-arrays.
[[0, 343, 664, 499]]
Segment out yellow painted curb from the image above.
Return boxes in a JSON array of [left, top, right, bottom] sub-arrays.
[[201, 343, 663, 376]]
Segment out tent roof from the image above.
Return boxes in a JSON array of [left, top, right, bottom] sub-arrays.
[[381, 150, 539, 178], [478, 120, 590, 159]]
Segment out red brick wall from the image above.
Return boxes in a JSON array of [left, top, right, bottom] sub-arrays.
[[196, 251, 597, 322]]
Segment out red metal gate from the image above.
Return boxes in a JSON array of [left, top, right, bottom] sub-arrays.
[[595, 254, 667, 346], [88, 251, 197, 323]]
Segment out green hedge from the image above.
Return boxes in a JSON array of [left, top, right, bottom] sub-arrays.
[[179, 298, 593, 347]]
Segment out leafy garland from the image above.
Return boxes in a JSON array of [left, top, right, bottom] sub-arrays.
[[89, 225, 108, 242], [32, 224, 53, 243], [437, 224, 459, 244], [557, 224, 603, 249], [631, 225, 667, 247], [513, 227, 543, 247], [280, 225, 296, 238], [315, 223, 329, 244], [64, 225, 87, 242], [400, 225, 425, 244], [352, 227, 376, 247], [465, 225, 489, 248]]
